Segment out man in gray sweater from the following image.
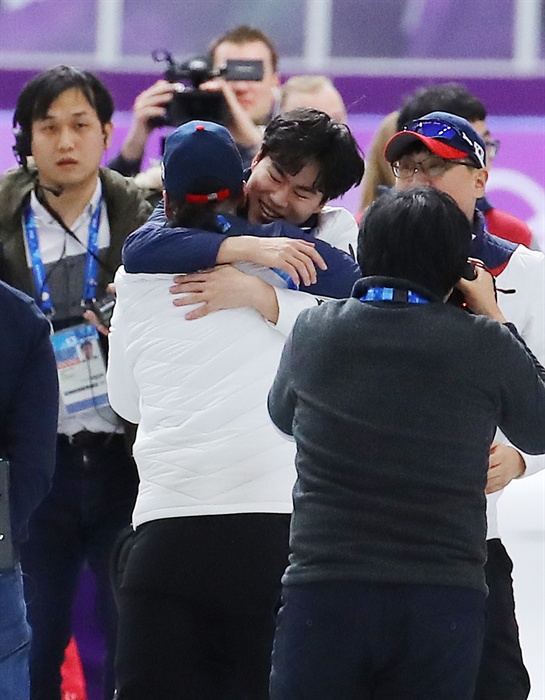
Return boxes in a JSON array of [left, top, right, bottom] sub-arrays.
[[267, 187, 545, 700]]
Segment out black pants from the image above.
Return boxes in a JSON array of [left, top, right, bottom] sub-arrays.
[[20, 434, 138, 700], [114, 513, 290, 700], [270, 581, 486, 700], [474, 538, 531, 700]]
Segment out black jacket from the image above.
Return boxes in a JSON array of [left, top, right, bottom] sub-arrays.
[[268, 277, 545, 594]]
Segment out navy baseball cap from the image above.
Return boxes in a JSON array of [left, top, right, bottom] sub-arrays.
[[385, 111, 487, 169], [162, 120, 244, 203]]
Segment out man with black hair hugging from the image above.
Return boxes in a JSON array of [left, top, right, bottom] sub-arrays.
[[123, 107, 364, 335], [106, 118, 361, 699]]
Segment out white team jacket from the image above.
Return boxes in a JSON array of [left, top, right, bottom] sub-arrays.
[[488, 243, 545, 539], [107, 268, 298, 527]]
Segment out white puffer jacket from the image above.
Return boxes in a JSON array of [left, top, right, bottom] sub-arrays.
[[107, 268, 296, 528]]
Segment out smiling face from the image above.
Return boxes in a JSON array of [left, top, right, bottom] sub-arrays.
[[30, 87, 112, 194], [245, 154, 325, 225], [212, 40, 279, 124]]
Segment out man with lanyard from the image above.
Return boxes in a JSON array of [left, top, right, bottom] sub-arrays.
[[384, 111, 545, 700], [0, 65, 152, 699]]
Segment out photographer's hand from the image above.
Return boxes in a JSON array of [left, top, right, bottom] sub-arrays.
[[200, 78, 263, 149], [216, 236, 327, 287], [455, 262, 507, 322], [83, 309, 110, 337], [170, 265, 279, 323], [82, 284, 116, 337], [120, 80, 177, 162]]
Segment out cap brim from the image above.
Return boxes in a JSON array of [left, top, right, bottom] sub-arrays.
[[385, 131, 470, 163]]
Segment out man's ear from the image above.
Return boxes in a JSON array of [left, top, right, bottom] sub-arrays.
[[102, 122, 113, 150], [250, 150, 263, 171], [163, 191, 173, 219], [474, 168, 488, 199]]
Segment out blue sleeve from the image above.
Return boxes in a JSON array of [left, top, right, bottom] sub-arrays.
[[123, 223, 228, 274], [122, 215, 360, 298], [4, 299, 58, 545], [262, 222, 359, 298], [299, 238, 360, 298]]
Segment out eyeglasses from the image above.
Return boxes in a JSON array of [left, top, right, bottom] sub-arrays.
[[391, 156, 477, 180], [485, 138, 501, 160]]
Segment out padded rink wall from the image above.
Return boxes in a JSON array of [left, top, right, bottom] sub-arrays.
[[0, 71, 544, 249]]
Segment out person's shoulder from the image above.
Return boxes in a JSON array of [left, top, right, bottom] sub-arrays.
[[0, 166, 33, 211], [296, 296, 353, 329], [100, 166, 147, 196], [0, 165, 32, 187], [511, 243, 544, 264], [484, 207, 533, 248], [99, 167, 154, 233], [315, 206, 358, 254], [465, 311, 532, 353], [318, 205, 357, 229], [501, 242, 544, 278], [0, 280, 48, 328], [99, 167, 154, 207]]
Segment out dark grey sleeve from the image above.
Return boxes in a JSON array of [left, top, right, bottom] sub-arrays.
[[267, 332, 297, 436], [504, 322, 545, 381]]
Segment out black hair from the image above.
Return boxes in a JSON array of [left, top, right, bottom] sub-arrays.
[[397, 83, 487, 131], [358, 187, 471, 298], [13, 65, 114, 164], [259, 108, 365, 202], [167, 177, 244, 231]]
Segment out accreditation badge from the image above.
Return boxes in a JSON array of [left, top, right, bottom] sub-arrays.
[[50, 324, 110, 415]]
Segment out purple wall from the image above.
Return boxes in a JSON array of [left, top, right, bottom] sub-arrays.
[[1, 69, 544, 117]]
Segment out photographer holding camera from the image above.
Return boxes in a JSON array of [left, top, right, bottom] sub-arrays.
[[384, 112, 545, 700], [109, 25, 280, 175], [0, 65, 153, 699]]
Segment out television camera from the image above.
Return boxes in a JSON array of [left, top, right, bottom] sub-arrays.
[[151, 49, 264, 127]]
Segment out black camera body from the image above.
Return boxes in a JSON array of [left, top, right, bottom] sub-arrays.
[[86, 292, 116, 328], [152, 50, 264, 127]]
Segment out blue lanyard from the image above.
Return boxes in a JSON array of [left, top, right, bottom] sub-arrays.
[[359, 287, 430, 304], [23, 197, 103, 316]]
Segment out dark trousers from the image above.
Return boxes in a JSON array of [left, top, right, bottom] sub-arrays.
[[20, 434, 138, 700], [474, 539, 531, 700], [114, 513, 291, 700], [270, 581, 486, 700]]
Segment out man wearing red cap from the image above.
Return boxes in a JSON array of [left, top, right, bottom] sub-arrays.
[[385, 111, 545, 700]]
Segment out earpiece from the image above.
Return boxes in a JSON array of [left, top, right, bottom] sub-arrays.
[[12, 117, 31, 167]]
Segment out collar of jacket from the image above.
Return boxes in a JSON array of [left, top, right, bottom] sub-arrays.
[[470, 209, 517, 276], [352, 276, 442, 303]]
